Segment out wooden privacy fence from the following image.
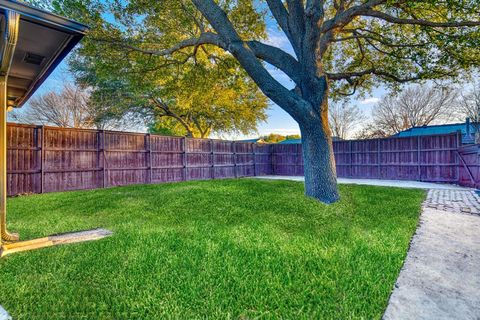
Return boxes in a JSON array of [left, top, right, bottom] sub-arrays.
[[5, 123, 478, 196], [272, 133, 463, 183], [7, 123, 272, 196]]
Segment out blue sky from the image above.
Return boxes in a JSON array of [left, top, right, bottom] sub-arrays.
[[17, 3, 385, 139]]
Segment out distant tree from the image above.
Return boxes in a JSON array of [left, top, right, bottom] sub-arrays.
[[456, 81, 480, 142], [9, 84, 123, 129], [262, 134, 286, 144], [329, 103, 366, 139], [371, 86, 457, 136], [354, 125, 389, 140], [147, 118, 185, 137]]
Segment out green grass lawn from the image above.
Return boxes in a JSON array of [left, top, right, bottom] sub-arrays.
[[0, 179, 424, 319]]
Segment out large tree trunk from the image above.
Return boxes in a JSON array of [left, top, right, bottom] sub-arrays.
[[297, 76, 340, 204], [300, 118, 340, 203]]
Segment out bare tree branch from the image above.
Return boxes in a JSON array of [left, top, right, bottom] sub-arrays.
[[371, 85, 457, 135], [329, 102, 366, 139]]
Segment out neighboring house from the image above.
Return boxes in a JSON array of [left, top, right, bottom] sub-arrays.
[[394, 119, 478, 144], [278, 139, 301, 144]]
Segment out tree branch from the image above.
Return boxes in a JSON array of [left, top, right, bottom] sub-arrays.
[[332, 33, 428, 48], [191, 0, 310, 120], [266, 0, 305, 57], [247, 41, 302, 83], [327, 68, 424, 83], [265, 0, 289, 35], [285, 0, 305, 55], [151, 97, 194, 136], [363, 9, 480, 27], [95, 33, 303, 85], [320, 0, 387, 33], [93, 32, 226, 56], [317, 0, 387, 58]]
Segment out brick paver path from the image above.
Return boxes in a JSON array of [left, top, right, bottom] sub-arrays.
[[424, 189, 480, 215]]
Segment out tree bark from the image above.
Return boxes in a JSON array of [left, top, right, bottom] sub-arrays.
[[300, 118, 340, 203]]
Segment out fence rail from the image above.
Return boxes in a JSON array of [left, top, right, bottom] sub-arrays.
[[5, 123, 478, 196]]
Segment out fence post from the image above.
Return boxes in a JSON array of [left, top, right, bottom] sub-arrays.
[[146, 133, 152, 184], [182, 137, 187, 181], [233, 141, 237, 178], [270, 144, 275, 175], [252, 143, 256, 176], [210, 139, 215, 179], [417, 136, 421, 181], [377, 139, 381, 178], [349, 140, 353, 178], [38, 125, 44, 193], [456, 132, 461, 182], [298, 143, 303, 176], [102, 130, 107, 188], [97, 130, 102, 188]]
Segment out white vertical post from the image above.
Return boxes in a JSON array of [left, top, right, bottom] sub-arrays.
[[0, 11, 20, 243]]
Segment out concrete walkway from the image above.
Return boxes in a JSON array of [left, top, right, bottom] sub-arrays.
[[384, 191, 480, 320], [255, 175, 473, 190]]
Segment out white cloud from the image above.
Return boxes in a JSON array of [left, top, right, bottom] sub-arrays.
[[359, 97, 380, 105], [264, 28, 296, 56], [266, 33, 289, 47]]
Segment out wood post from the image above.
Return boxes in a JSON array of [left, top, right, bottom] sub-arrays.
[[377, 139, 381, 178], [146, 133, 152, 183], [233, 141, 237, 178], [349, 140, 353, 178], [38, 125, 44, 193], [417, 136, 421, 180], [456, 132, 461, 182], [101, 130, 106, 188], [252, 143, 256, 176], [211, 139, 214, 179], [182, 137, 187, 181], [273, 144, 276, 175]]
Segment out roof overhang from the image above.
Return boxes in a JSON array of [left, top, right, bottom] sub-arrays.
[[0, 0, 87, 108]]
